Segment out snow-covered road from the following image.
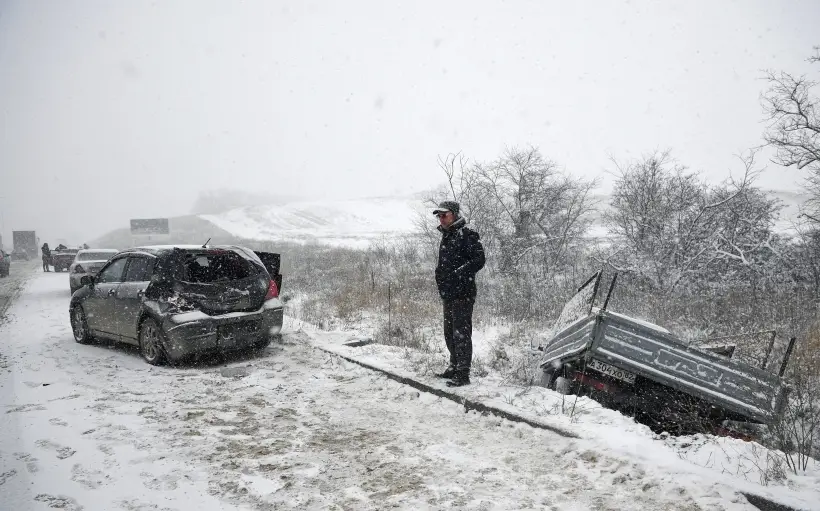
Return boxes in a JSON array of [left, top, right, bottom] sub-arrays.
[[0, 272, 796, 510]]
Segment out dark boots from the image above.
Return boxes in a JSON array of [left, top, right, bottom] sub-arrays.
[[436, 366, 457, 378], [446, 371, 470, 387], [437, 366, 471, 386]]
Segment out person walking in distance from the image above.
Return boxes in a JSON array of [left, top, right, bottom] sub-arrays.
[[41, 243, 51, 272], [432, 201, 485, 387]]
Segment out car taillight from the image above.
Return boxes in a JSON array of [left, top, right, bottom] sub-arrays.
[[265, 279, 279, 300], [73, 264, 84, 274]]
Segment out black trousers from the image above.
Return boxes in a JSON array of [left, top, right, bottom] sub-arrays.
[[42, 256, 50, 271], [443, 298, 475, 373]]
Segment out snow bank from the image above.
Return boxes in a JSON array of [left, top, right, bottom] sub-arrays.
[[309, 327, 820, 511]]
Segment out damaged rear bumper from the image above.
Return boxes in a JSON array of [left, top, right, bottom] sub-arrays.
[[160, 300, 284, 360]]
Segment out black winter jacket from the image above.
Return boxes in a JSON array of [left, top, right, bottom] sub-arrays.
[[435, 217, 486, 301]]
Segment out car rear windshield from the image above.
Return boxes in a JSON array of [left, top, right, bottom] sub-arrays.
[[181, 251, 259, 283], [77, 251, 117, 261]]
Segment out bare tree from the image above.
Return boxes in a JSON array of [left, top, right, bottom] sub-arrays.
[[437, 152, 468, 201], [702, 153, 783, 271], [601, 150, 704, 289], [762, 47, 820, 217], [601, 150, 780, 292], [473, 146, 597, 273], [417, 152, 498, 241]]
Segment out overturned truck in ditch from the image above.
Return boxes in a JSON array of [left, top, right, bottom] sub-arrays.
[[536, 271, 795, 438]]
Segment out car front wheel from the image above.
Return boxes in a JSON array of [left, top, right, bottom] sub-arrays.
[[139, 317, 167, 366], [71, 306, 92, 344]]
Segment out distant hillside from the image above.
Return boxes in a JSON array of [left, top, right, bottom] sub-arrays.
[[88, 190, 810, 251], [89, 215, 247, 250], [190, 189, 302, 215], [200, 196, 426, 249]]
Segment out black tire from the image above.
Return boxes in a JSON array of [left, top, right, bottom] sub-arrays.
[[254, 337, 272, 351], [554, 376, 574, 395], [536, 369, 553, 388], [71, 306, 93, 344], [138, 317, 167, 366], [70, 285, 78, 295]]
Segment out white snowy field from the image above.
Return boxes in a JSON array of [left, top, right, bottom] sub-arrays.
[[200, 197, 425, 249], [1, 272, 818, 511]]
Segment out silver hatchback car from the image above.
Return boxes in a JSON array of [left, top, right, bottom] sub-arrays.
[[69, 249, 119, 294], [69, 245, 284, 365]]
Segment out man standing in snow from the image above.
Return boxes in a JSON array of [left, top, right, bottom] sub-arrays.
[[433, 201, 485, 387], [41, 243, 51, 272]]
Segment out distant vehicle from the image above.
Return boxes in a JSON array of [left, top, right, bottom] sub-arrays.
[[12, 231, 37, 260], [11, 248, 29, 261], [69, 249, 119, 294], [537, 271, 794, 439], [0, 249, 10, 277], [69, 245, 284, 365], [52, 247, 80, 272]]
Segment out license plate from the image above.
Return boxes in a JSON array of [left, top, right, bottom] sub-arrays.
[[588, 359, 636, 384]]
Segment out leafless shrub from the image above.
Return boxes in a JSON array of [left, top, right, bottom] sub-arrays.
[[599, 149, 781, 294], [762, 47, 820, 221], [767, 334, 820, 474]]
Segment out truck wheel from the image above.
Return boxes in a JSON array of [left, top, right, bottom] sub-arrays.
[[554, 376, 574, 395], [536, 369, 552, 388]]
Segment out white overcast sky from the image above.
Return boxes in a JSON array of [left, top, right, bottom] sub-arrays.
[[1, 0, 818, 244]]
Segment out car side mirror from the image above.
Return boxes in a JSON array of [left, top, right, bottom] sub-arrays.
[[81, 275, 95, 287]]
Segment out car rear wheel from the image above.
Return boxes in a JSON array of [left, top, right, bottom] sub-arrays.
[[71, 306, 92, 344], [254, 337, 272, 351], [139, 318, 167, 366]]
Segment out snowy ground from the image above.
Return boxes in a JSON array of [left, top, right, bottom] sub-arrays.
[[311, 337, 820, 511], [1, 272, 818, 510], [0, 259, 38, 319]]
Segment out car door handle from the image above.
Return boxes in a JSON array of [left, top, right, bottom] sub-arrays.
[[108, 288, 117, 296], [137, 290, 144, 298]]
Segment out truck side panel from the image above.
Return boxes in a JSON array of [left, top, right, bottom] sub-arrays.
[[539, 316, 598, 370], [592, 314, 787, 423]]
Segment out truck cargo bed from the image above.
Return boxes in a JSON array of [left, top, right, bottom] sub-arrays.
[[540, 309, 790, 425]]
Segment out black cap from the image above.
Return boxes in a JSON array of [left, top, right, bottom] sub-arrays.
[[432, 200, 460, 216]]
